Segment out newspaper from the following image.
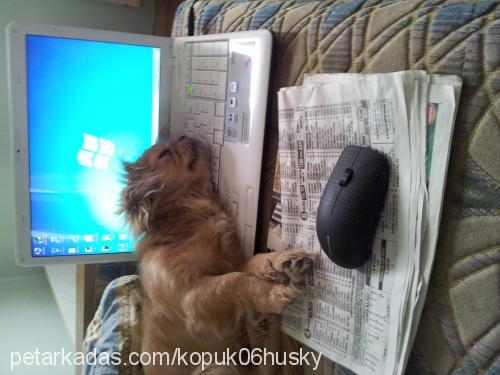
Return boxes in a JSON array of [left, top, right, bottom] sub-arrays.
[[270, 71, 462, 375]]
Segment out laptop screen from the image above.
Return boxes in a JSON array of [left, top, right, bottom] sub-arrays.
[[26, 35, 160, 257]]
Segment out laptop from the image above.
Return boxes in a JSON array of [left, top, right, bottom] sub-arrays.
[[7, 23, 272, 266]]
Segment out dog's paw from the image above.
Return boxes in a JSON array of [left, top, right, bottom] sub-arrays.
[[267, 251, 315, 286], [280, 252, 314, 284], [245, 251, 315, 286]]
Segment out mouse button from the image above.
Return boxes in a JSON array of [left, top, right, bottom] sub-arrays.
[[320, 163, 345, 213], [352, 150, 390, 212], [338, 146, 360, 168], [318, 179, 342, 215], [343, 145, 363, 160], [339, 168, 353, 187]]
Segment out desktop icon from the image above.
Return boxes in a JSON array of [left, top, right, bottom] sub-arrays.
[[33, 236, 44, 244], [117, 243, 129, 252], [118, 234, 128, 241], [101, 245, 110, 252], [67, 247, 78, 254], [83, 234, 95, 243], [84, 246, 95, 253], [101, 234, 113, 241], [50, 247, 62, 255], [33, 247, 44, 256], [49, 235, 63, 244]]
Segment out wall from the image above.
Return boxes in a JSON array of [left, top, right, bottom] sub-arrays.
[[0, 0, 156, 280], [0, 275, 76, 374]]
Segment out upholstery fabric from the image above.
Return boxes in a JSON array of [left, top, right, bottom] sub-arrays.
[[171, 1, 500, 373], [84, 1, 500, 374], [83, 275, 143, 375]]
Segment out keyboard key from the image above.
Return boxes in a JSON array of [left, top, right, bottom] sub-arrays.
[[192, 43, 200, 55], [192, 70, 202, 84], [229, 97, 237, 107], [185, 119, 195, 130], [211, 156, 220, 171], [192, 57, 203, 70], [197, 42, 214, 56], [192, 84, 215, 98], [217, 86, 226, 100], [185, 99, 194, 116], [213, 41, 228, 56], [215, 102, 225, 117], [195, 100, 212, 115], [217, 71, 226, 84], [203, 132, 213, 143], [192, 126, 201, 137], [212, 116, 224, 131], [218, 72, 228, 87], [216, 57, 228, 71], [210, 144, 221, 159], [211, 85, 221, 99], [206, 101, 215, 116], [212, 171, 219, 185], [214, 129, 224, 145]]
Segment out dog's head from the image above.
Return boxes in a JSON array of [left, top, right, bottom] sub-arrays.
[[119, 136, 213, 236]]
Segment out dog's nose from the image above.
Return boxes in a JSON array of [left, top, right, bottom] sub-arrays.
[[179, 136, 186, 141]]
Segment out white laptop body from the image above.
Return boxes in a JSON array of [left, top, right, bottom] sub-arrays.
[[7, 23, 272, 265]]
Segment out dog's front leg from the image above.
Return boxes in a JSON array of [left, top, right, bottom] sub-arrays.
[[183, 272, 302, 325], [245, 309, 281, 375], [243, 250, 314, 286], [241, 251, 315, 375]]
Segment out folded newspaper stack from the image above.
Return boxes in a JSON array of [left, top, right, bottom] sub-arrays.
[[269, 71, 462, 375]]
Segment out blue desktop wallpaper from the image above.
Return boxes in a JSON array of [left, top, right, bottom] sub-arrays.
[[26, 35, 159, 257]]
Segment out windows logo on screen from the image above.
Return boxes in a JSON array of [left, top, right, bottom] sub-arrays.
[[77, 133, 115, 172]]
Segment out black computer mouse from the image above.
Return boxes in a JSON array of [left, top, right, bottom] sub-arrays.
[[316, 145, 390, 269]]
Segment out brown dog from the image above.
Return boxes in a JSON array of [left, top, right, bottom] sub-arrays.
[[119, 136, 314, 375]]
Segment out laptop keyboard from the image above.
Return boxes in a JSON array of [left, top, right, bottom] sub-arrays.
[[183, 41, 230, 187]]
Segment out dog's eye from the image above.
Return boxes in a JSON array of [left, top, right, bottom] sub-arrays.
[[158, 148, 172, 160], [188, 159, 195, 170]]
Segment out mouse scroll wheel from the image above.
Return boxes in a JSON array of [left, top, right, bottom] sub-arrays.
[[339, 168, 353, 187]]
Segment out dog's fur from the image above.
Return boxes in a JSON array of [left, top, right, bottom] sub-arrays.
[[119, 136, 314, 375]]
